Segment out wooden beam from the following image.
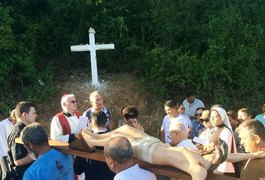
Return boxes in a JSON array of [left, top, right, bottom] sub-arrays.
[[15, 138, 241, 179], [53, 145, 238, 180]]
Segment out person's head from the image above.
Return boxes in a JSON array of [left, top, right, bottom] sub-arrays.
[[237, 108, 251, 122], [9, 109, 17, 124], [169, 123, 189, 146], [61, 94, 77, 113], [227, 110, 240, 129], [195, 107, 205, 120], [90, 91, 104, 111], [20, 123, 49, 159], [177, 104, 185, 115], [121, 106, 139, 126], [236, 119, 265, 153], [164, 100, 179, 118], [90, 111, 107, 131], [185, 92, 195, 104], [199, 110, 212, 128], [104, 136, 134, 173], [210, 107, 232, 130], [15, 101, 37, 125]]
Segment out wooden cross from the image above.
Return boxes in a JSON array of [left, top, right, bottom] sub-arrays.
[[71, 27, 115, 86]]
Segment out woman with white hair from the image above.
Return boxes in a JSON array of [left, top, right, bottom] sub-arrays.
[[209, 107, 237, 176]]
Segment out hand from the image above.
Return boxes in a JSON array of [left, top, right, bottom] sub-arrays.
[[129, 119, 144, 131], [196, 144, 204, 150], [252, 151, 265, 159]]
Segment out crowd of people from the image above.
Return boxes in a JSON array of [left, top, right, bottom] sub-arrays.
[[0, 90, 265, 180]]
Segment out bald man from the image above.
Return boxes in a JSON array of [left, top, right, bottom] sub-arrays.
[[104, 136, 156, 180]]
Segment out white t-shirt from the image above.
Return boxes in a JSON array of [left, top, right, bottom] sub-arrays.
[[114, 164, 156, 180], [0, 118, 13, 157], [177, 139, 198, 151], [160, 115, 172, 144]]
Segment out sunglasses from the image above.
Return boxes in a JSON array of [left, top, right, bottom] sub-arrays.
[[70, 100, 78, 104], [199, 118, 210, 123]]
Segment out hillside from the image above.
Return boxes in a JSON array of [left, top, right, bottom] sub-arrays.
[[38, 70, 164, 137]]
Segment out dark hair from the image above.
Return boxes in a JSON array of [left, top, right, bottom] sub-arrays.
[[20, 123, 48, 146], [91, 111, 107, 128], [227, 110, 237, 120], [196, 107, 205, 112], [238, 108, 251, 116], [121, 106, 139, 120], [15, 101, 35, 118], [164, 100, 179, 108], [104, 136, 133, 164], [185, 91, 194, 98]]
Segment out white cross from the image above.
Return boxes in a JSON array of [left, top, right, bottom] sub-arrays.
[[71, 27, 115, 86]]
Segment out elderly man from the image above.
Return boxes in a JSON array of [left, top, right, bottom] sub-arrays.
[[82, 91, 112, 130], [50, 94, 80, 143], [104, 136, 157, 180], [21, 123, 74, 179], [7, 102, 37, 179], [169, 123, 198, 150], [227, 119, 265, 163]]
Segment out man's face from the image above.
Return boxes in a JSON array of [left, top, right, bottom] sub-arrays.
[[169, 130, 181, 146], [91, 94, 103, 110], [65, 96, 77, 113], [164, 106, 177, 118], [186, 96, 195, 104], [24, 107, 37, 125], [237, 111, 250, 121], [239, 130, 257, 153]]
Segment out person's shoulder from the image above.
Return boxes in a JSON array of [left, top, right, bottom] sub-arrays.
[[82, 108, 93, 116], [255, 114, 262, 119], [162, 115, 170, 121]]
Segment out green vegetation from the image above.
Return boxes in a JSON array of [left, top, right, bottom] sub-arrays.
[[0, 0, 265, 113]]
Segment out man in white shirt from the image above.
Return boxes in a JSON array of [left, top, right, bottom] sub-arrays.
[[0, 109, 16, 158], [104, 136, 156, 180], [169, 123, 198, 151]]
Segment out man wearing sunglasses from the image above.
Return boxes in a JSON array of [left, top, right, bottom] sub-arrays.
[[50, 94, 81, 143]]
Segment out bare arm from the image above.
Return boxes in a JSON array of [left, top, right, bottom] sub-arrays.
[[15, 154, 33, 166], [227, 151, 265, 163]]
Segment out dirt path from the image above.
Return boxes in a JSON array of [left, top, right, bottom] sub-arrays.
[[38, 71, 164, 137]]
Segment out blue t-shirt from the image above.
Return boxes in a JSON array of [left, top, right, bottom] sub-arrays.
[[23, 148, 73, 180]]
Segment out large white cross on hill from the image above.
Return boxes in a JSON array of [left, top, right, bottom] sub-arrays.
[[71, 27, 115, 86]]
